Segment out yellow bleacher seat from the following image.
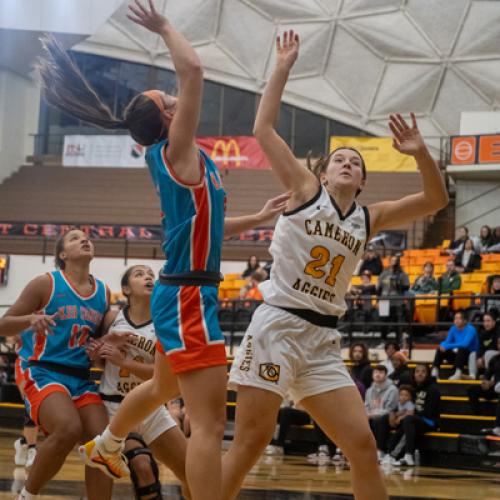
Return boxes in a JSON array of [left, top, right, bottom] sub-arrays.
[[482, 261, 500, 273]]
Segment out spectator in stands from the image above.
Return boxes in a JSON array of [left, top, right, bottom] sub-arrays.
[[349, 341, 373, 391], [365, 365, 399, 461], [378, 255, 410, 341], [446, 226, 469, 255], [240, 270, 266, 301], [484, 275, 500, 313], [389, 352, 412, 388], [264, 401, 310, 455], [454, 238, 482, 274], [411, 262, 438, 295], [438, 259, 461, 294], [475, 225, 495, 254], [470, 311, 500, 379], [387, 364, 441, 466], [379, 385, 416, 465], [431, 310, 479, 380], [359, 246, 383, 276], [485, 227, 500, 253], [348, 270, 377, 325], [0, 354, 8, 384], [467, 336, 500, 437], [381, 341, 400, 375], [241, 255, 261, 279]]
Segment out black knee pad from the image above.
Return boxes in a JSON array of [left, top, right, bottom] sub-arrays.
[[24, 412, 36, 428], [124, 433, 162, 500]]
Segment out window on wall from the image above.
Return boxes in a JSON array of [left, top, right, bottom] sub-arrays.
[[276, 103, 293, 146], [329, 119, 367, 138], [222, 86, 256, 136], [198, 81, 222, 136], [115, 61, 152, 119], [77, 52, 120, 114], [155, 68, 177, 95], [293, 108, 327, 157]]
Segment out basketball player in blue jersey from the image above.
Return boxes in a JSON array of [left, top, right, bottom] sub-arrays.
[[0, 229, 112, 500], [36, 2, 288, 498], [222, 32, 449, 500]]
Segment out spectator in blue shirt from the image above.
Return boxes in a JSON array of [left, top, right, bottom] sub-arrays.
[[431, 310, 479, 380]]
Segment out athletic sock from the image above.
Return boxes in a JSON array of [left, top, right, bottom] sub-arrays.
[[20, 486, 39, 499], [101, 426, 125, 453], [19, 437, 27, 446]]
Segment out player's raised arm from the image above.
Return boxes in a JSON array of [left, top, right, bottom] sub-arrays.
[[253, 30, 317, 206], [369, 113, 449, 234], [128, 0, 202, 181]]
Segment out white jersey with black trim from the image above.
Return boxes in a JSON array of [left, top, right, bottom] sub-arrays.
[[260, 185, 370, 317], [99, 308, 157, 396]]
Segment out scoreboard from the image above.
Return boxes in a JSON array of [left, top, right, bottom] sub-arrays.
[[0, 255, 9, 286]]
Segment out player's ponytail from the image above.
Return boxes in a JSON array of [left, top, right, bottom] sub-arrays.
[[37, 35, 166, 146]]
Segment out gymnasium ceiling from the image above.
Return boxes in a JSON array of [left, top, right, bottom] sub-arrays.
[[75, 0, 500, 149]]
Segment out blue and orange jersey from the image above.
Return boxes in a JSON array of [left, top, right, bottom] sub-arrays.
[[17, 271, 109, 369], [145, 140, 226, 275]]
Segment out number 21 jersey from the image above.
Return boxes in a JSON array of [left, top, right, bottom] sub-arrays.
[[260, 185, 370, 317]]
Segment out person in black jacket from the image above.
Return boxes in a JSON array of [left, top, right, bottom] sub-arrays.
[[472, 311, 500, 378], [359, 247, 383, 276], [454, 238, 482, 274], [387, 363, 440, 466], [468, 336, 500, 437], [389, 352, 412, 387], [349, 341, 373, 392]]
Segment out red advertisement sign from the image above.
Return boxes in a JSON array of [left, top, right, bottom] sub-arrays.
[[196, 136, 270, 170]]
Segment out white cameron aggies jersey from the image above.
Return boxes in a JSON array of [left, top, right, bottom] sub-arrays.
[[99, 308, 157, 396], [260, 185, 370, 317]]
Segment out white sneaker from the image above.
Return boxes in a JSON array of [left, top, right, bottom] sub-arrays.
[[381, 454, 392, 466], [492, 427, 500, 437], [377, 450, 386, 463], [431, 367, 439, 378], [14, 439, 28, 466], [263, 445, 284, 456], [390, 457, 401, 466], [401, 453, 415, 466], [317, 445, 330, 458], [448, 370, 462, 380], [25, 447, 36, 468]]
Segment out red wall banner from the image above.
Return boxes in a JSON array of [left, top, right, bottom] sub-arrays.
[[196, 136, 270, 170]]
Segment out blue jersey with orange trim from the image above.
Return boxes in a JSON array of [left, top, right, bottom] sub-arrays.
[[146, 140, 226, 274], [17, 271, 108, 369]]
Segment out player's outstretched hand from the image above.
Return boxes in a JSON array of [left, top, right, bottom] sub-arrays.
[[127, 0, 169, 34], [276, 30, 300, 71], [258, 192, 291, 221], [389, 113, 426, 157]]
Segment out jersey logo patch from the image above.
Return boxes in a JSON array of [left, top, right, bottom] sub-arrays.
[[259, 363, 280, 383]]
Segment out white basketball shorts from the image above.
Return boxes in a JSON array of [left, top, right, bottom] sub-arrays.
[[229, 303, 354, 403]]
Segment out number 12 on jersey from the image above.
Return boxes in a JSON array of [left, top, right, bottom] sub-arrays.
[[304, 245, 345, 287]]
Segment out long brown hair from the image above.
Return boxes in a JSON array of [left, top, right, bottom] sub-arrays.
[[307, 147, 367, 196], [37, 35, 166, 146]]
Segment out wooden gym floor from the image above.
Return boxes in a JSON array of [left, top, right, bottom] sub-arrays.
[[0, 429, 499, 500]]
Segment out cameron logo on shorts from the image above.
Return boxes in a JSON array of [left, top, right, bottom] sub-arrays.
[[259, 363, 280, 383]]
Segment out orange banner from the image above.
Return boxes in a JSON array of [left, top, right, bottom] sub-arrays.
[[196, 136, 270, 170]]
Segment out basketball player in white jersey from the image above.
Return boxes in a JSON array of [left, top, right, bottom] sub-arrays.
[[223, 31, 448, 500], [89, 265, 188, 499]]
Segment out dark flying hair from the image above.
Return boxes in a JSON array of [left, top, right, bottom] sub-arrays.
[[37, 35, 167, 146]]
